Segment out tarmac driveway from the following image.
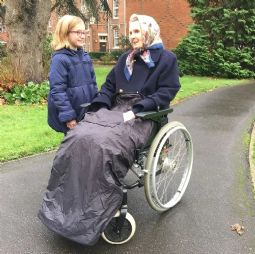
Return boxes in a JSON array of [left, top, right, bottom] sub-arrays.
[[0, 82, 255, 254]]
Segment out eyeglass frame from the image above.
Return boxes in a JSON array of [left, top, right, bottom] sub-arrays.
[[68, 30, 86, 37]]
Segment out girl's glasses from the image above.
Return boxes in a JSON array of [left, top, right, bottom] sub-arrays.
[[69, 30, 86, 37]]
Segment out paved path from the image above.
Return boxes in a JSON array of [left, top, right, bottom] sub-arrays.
[[1, 82, 255, 254]]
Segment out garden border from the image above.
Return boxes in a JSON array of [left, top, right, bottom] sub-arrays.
[[249, 122, 255, 193]]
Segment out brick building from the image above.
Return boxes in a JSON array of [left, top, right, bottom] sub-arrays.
[[0, 0, 192, 51], [84, 0, 193, 52]]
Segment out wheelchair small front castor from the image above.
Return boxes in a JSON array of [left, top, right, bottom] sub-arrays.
[[101, 210, 136, 244]]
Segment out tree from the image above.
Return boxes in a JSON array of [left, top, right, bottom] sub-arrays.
[[2, 0, 110, 83], [0, 0, 5, 21], [174, 0, 255, 78]]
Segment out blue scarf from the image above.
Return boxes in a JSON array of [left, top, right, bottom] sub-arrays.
[[124, 43, 164, 81]]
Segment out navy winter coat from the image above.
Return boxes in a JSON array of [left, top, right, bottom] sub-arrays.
[[48, 48, 98, 133], [92, 48, 180, 112]]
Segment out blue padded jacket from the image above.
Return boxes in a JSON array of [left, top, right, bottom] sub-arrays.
[[48, 48, 98, 133]]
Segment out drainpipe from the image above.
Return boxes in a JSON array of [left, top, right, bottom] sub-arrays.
[[107, 17, 110, 52], [124, 0, 126, 36]]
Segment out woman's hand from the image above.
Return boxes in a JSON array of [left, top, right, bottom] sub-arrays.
[[123, 111, 136, 122], [66, 120, 77, 129]]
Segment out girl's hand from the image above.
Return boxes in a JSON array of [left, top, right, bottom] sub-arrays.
[[66, 120, 77, 129], [123, 111, 135, 122]]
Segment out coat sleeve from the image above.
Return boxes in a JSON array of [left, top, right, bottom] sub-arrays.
[[132, 53, 181, 113], [91, 67, 116, 109], [88, 56, 98, 93], [49, 56, 76, 122]]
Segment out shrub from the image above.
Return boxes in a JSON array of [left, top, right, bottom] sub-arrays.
[[89, 50, 127, 62], [100, 53, 115, 65], [0, 57, 27, 90], [118, 35, 131, 50], [174, 24, 255, 79], [174, 1, 255, 79], [2, 81, 49, 104], [89, 52, 107, 60], [109, 49, 126, 60]]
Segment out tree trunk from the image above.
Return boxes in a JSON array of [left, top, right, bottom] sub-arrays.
[[5, 0, 51, 83]]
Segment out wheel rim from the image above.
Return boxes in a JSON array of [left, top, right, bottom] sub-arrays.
[[144, 122, 193, 211], [102, 212, 136, 244], [152, 125, 192, 209]]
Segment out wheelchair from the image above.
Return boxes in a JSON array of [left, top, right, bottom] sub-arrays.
[[101, 107, 193, 244]]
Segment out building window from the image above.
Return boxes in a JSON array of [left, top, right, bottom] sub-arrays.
[[98, 33, 108, 42], [113, 29, 119, 48], [81, 0, 89, 14], [90, 17, 96, 24], [113, 0, 119, 19]]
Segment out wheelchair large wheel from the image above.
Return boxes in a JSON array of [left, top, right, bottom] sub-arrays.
[[144, 121, 193, 212], [101, 211, 136, 244]]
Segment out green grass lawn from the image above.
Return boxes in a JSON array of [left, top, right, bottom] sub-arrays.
[[0, 105, 64, 161], [0, 66, 247, 162], [174, 75, 245, 102]]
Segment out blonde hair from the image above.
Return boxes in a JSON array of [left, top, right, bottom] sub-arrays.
[[51, 15, 84, 50]]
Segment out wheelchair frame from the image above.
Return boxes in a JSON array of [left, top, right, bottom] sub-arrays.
[[101, 107, 193, 244]]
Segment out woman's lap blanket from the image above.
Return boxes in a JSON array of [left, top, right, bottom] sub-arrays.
[[38, 95, 154, 245]]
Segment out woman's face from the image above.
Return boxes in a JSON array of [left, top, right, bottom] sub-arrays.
[[67, 22, 86, 49], [129, 20, 143, 49]]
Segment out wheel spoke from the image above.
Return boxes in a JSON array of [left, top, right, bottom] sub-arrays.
[[145, 122, 193, 211], [155, 131, 187, 201]]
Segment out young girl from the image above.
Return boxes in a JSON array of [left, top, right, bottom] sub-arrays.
[[47, 15, 98, 133]]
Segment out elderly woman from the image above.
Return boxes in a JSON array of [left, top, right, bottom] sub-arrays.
[[38, 14, 180, 245]]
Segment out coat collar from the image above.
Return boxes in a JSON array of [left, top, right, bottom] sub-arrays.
[[131, 47, 163, 63], [149, 48, 163, 63], [53, 47, 87, 57]]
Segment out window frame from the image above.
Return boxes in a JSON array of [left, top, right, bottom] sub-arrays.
[[113, 0, 119, 19], [113, 28, 119, 48]]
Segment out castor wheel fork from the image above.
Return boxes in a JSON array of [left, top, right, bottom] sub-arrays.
[[114, 188, 128, 234], [101, 187, 136, 244]]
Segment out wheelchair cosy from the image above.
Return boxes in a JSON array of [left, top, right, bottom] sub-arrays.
[[101, 107, 193, 244]]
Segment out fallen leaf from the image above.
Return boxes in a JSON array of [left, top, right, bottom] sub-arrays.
[[231, 223, 245, 235]]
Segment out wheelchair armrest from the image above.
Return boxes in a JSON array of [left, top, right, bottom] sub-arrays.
[[135, 107, 173, 120], [80, 103, 91, 108]]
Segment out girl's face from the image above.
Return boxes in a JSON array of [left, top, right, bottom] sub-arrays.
[[129, 21, 143, 49], [67, 22, 86, 49]]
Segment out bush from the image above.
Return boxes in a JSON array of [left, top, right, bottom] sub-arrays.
[[99, 53, 116, 65], [89, 50, 127, 62], [174, 24, 255, 79], [2, 81, 49, 104], [118, 35, 131, 50], [174, 1, 255, 79], [89, 52, 107, 60], [109, 49, 126, 60], [0, 57, 27, 90]]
